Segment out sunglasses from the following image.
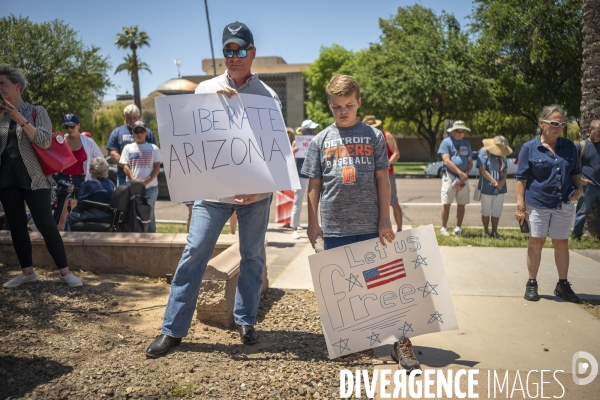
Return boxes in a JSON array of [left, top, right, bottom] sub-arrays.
[[223, 48, 250, 58], [63, 125, 76, 130], [133, 129, 146, 134], [542, 120, 567, 128], [454, 130, 465, 134]]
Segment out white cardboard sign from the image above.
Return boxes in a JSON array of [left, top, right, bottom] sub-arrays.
[[155, 93, 300, 202], [309, 225, 458, 359], [294, 135, 315, 158]]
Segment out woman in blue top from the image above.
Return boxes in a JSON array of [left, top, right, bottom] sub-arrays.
[[515, 105, 583, 303], [476, 136, 512, 239]]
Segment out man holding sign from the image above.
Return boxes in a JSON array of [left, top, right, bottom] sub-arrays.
[[146, 21, 281, 358]]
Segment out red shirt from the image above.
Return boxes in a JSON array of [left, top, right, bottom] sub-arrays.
[[62, 146, 86, 175], [384, 131, 394, 175]]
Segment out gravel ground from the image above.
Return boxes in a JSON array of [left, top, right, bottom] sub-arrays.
[[0, 265, 378, 400]]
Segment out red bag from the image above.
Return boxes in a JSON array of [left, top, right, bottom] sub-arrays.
[[29, 108, 77, 175]]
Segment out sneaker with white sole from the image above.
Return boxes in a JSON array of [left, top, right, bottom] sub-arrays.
[[391, 336, 421, 372], [3, 272, 38, 288], [291, 230, 300, 239], [60, 273, 83, 287], [440, 227, 449, 236], [453, 226, 463, 236]]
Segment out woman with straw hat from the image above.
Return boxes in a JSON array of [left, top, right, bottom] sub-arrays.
[[476, 136, 512, 239]]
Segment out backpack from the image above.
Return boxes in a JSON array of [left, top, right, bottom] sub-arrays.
[[116, 181, 152, 232]]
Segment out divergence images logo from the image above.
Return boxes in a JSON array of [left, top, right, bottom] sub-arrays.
[[572, 351, 598, 386]]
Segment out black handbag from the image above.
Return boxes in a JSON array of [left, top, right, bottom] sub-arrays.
[[121, 195, 152, 232]]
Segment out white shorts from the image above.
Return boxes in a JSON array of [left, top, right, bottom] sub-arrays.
[[441, 173, 470, 205], [480, 193, 505, 218], [526, 203, 576, 239]]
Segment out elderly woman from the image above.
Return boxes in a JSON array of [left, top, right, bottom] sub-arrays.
[[515, 105, 583, 303], [477, 136, 512, 239], [0, 66, 82, 287], [64, 158, 115, 231]]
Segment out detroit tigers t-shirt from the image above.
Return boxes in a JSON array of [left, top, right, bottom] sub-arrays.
[[301, 122, 389, 237], [120, 142, 162, 188]]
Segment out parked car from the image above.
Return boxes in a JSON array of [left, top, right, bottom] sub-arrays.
[[424, 151, 518, 178], [105, 157, 170, 200]]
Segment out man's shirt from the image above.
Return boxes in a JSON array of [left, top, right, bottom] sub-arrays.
[[576, 140, 600, 187], [437, 136, 473, 178]]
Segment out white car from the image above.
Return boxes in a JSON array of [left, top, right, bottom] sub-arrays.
[[424, 151, 518, 178]]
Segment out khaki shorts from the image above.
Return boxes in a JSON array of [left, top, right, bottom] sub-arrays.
[[389, 174, 399, 206], [441, 173, 470, 205], [526, 203, 575, 239]]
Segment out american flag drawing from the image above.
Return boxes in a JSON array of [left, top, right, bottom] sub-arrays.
[[129, 151, 154, 167], [362, 258, 406, 289]]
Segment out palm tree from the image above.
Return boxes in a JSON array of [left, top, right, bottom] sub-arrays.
[[580, 0, 600, 237], [115, 26, 151, 112], [115, 54, 152, 86]]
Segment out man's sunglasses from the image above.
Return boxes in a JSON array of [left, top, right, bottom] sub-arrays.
[[223, 48, 250, 58], [542, 120, 567, 128]]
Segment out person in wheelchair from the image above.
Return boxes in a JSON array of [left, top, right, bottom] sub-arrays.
[[64, 158, 115, 231]]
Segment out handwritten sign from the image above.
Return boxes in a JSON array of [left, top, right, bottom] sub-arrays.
[[155, 93, 301, 202], [309, 225, 458, 359], [294, 135, 314, 158]]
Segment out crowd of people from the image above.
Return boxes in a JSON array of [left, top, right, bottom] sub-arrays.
[[1, 19, 598, 374]]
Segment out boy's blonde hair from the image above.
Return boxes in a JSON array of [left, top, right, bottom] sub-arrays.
[[326, 74, 360, 99]]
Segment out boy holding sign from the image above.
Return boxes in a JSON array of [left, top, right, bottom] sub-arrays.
[[301, 75, 421, 371]]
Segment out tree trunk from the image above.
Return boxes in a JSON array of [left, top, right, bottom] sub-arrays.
[[580, 0, 600, 236], [131, 48, 142, 114]]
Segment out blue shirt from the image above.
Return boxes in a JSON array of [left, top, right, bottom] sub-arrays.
[[576, 140, 600, 187], [476, 151, 508, 195], [75, 178, 115, 210], [515, 136, 581, 209], [106, 125, 156, 182], [437, 136, 473, 178]]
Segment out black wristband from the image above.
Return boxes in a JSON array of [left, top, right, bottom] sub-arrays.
[[20, 121, 30, 128]]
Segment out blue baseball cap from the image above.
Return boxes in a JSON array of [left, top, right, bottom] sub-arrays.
[[62, 113, 80, 127]]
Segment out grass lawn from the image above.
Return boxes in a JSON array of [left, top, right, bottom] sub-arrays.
[[156, 223, 230, 235], [394, 162, 427, 174], [434, 227, 600, 249]]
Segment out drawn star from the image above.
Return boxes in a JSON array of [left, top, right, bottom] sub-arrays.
[[412, 254, 428, 269], [417, 281, 439, 298], [398, 321, 414, 337], [366, 332, 381, 347], [332, 338, 351, 354], [345, 273, 363, 292], [428, 311, 444, 324]]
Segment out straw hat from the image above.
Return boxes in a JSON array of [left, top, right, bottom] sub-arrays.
[[447, 120, 471, 132], [362, 115, 382, 128], [483, 136, 512, 157]]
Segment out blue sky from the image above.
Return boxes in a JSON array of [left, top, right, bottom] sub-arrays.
[[5, 0, 475, 101]]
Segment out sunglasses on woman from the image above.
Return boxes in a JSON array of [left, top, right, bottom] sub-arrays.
[[542, 120, 567, 128], [223, 48, 251, 58]]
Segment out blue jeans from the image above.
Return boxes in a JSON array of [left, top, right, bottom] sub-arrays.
[[572, 184, 600, 237], [324, 232, 379, 250], [145, 186, 159, 233], [64, 209, 112, 231], [161, 196, 271, 337]]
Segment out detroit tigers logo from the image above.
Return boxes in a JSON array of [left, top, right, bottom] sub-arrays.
[[342, 166, 356, 184], [228, 26, 242, 35]]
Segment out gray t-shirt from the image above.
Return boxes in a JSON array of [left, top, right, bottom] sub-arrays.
[[301, 122, 389, 237]]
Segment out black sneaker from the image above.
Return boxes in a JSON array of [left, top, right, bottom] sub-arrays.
[[571, 235, 581, 241], [391, 336, 421, 372], [524, 280, 540, 301], [554, 281, 579, 303]]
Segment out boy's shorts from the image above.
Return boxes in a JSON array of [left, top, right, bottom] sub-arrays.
[[441, 173, 470, 205], [389, 174, 399, 206], [480, 193, 505, 218], [324, 233, 379, 250], [526, 203, 575, 239]]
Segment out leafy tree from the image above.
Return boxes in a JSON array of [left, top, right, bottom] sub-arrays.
[[115, 54, 152, 80], [0, 15, 111, 129], [303, 45, 356, 126], [471, 0, 583, 123], [355, 5, 494, 161], [92, 102, 128, 146], [115, 26, 151, 113]]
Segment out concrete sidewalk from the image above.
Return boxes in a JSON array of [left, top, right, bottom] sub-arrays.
[[265, 225, 600, 382]]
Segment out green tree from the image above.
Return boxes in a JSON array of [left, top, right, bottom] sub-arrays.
[[115, 26, 151, 113], [115, 54, 152, 80], [0, 15, 111, 129], [92, 102, 128, 146], [471, 0, 583, 123], [355, 5, 494, 161], [303, 45, 356, 126]]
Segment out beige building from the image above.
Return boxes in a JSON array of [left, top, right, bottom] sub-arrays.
[[135, 56, 310, 129]]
